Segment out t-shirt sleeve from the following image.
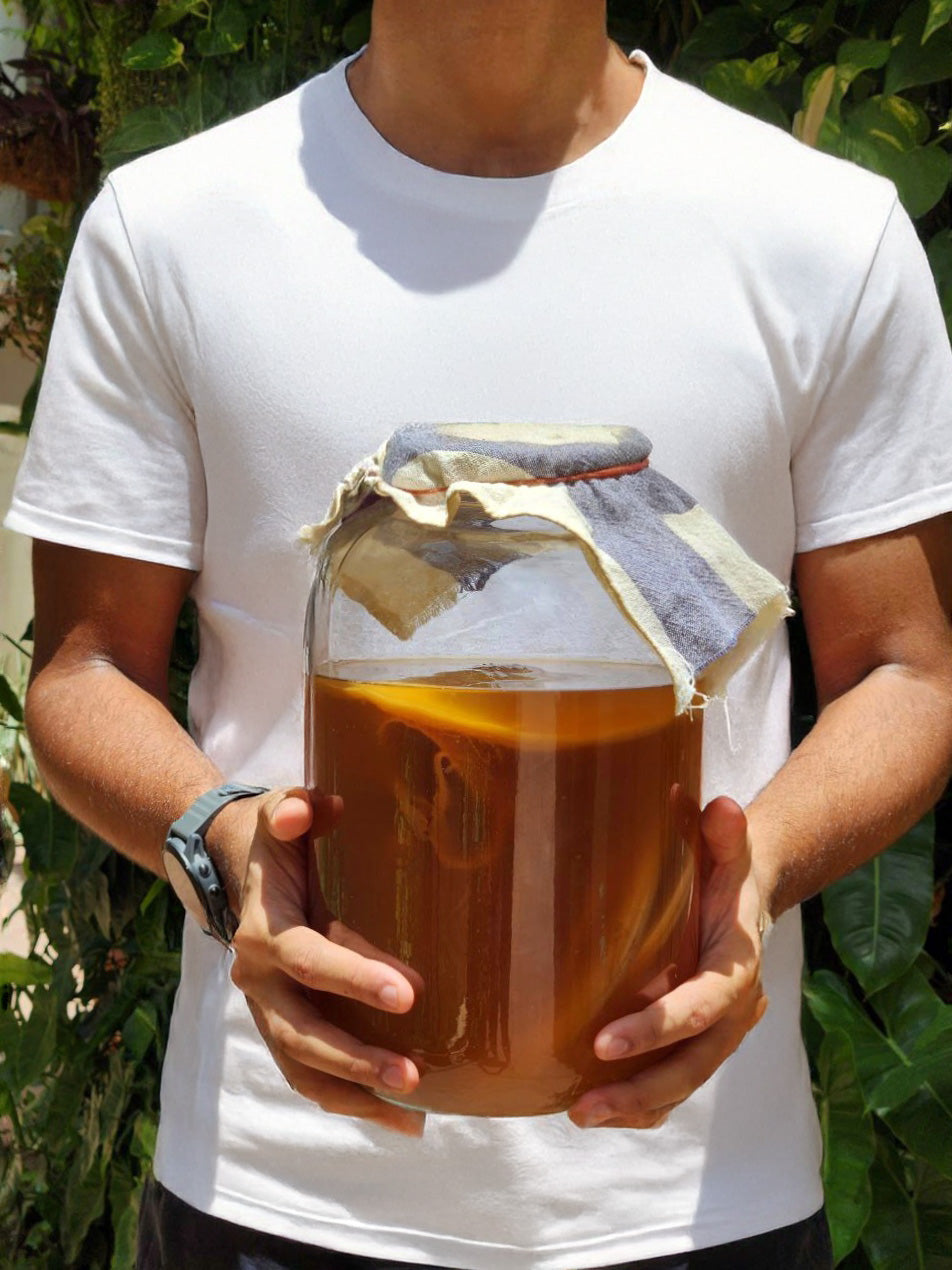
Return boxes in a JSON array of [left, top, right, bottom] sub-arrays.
[[792, 196, 952, 554], [4, 180, 205, 569]]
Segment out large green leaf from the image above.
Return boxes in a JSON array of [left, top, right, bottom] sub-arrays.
[[11, 783, 80, 879], [863, 1138, 952, 1269], [121, 1001, 159, 1063], [109, 1160, 143, 1270], [0, 953, 53, 987], [184, 65, 229, 134], [101, 106, 188, 162], [121, 32, 185, 72], [823, 93, 952, 215], [342, 9, 372, 53], [61, 1149, 106, 1263], [805, 971, 952, 1178], [679, 7, 763, 61], [822, 816, 934, 994], [152, 0, 208, 29], [816, 1029, 876, 1263], [886, 0, 952, 94], [15, 985, 59, 1088], [703, 57, 790, 128], [923, 0, 952, 43], [194, 0, 249, 57], [836, 38, 893, 84]]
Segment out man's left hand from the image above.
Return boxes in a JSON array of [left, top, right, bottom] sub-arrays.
[[567, 796, 769, 1130]]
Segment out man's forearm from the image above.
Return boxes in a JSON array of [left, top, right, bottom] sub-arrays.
[[26, 658, 224, 877], [748, 661, 952, 919]]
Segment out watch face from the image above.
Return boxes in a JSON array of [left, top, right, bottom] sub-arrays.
[[163, 847, 210, 933]]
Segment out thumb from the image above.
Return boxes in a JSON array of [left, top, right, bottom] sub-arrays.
[[261, 787, 315, 842], [261, 786, 343, 842], [699, 795, 749, 869]]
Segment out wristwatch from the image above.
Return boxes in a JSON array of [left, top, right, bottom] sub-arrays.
[[162, 783, 268, 945]]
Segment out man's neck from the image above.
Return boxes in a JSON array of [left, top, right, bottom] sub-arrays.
[[346, 1, 644, 178]]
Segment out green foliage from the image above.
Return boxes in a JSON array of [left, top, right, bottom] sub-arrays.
[[0, 2, 950, 1267]]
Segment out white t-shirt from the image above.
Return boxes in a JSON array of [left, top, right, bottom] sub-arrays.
[[8, 51, 952, 1269]]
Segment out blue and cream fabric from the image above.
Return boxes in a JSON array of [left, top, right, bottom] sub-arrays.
[[301, 423, 790, 712]]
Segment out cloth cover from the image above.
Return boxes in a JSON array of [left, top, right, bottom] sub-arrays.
[[301, 422, 791, 712]]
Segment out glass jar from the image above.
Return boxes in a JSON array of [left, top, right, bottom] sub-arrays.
[[305, 504, 702, 1117]]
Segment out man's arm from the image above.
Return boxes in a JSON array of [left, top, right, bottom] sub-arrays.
[[26, 541, 424, 1135], [568, 513, 952, 1130]]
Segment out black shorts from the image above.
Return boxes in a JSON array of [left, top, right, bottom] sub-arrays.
[[137, 1176, 833, 1270]]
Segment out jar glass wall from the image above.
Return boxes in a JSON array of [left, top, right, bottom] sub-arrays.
[[305, 505, 702, 1116]]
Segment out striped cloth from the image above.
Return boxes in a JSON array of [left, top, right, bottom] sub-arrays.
[[300, 423, 790, 712]]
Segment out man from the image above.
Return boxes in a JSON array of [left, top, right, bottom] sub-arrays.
[[6, 1, 952, 1266]]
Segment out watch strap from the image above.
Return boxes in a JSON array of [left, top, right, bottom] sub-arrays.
[[167, 782, 270, 845], [165, 783, 268, 944]]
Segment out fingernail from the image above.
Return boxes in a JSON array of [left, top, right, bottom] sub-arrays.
[[597, 1034, 631, 1061], [381, 1064, 407, 1090], [578, 1102, 612, 1128], [379, 984, 399, 1008]]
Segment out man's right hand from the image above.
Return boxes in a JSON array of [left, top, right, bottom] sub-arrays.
[[27, 543, 425, 1138], [226, 789, 426, 1137]]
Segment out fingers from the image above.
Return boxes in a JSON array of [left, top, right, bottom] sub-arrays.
[[245, 994, 424, 1138], [230, 787, 423, 1133], [259, 786, 342, 843], [571, 993, 768, 1130], [592, 967, 757, 1061], [699, 795, 749, 868], [569, 984, 768, 1131], [233, 920, 415, 1012], [245, 975, 419, 1096]]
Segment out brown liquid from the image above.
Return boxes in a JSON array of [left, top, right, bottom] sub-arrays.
[[305, 660, 702, 1117]]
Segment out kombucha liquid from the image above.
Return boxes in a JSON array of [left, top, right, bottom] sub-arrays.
[[305, 660, 702, 1117]]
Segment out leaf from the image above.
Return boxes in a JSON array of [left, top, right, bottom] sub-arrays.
[[870, 963, 950, 1051], [863, 1139, 952, 1269], [0, 673, 23, 722], [0, 952, 53, 986], [184, 64, 228, 134], [926, 230, 952, 341], [121, 1000, 158, 1062], [99, 1053, 135, 1163], [863, 1137, 927, 1269], [775, 6, 820, 45], [194, 0, 249, 57], [837, 38, 893, 84], [886, 0, 952, 95], [816, 1030, 876, 1262], [101, 106, 188, 161], [109, 1162, 143, 1270], [15, 985, 58, 1088], [679, 7, 763, 61], [805, 971, 952, 1177], [11, 782, 79, 879], [822, 816, 934, 994], [74, 870, 112, 938], [703, 57, 789, 128], [795, 64, 836, 146], [131, 1111, 158, 1162], [341, 9, 372, 53], [923, 0, 952, 44], [228, 56, 285, 116], [61, 1149, 106, 1262], [121, 32, 185, 72], [822, 98, 952, 220], [152, 0, 208, 29]]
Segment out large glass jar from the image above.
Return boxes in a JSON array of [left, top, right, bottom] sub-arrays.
[[305, 504, 702, 1117]]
